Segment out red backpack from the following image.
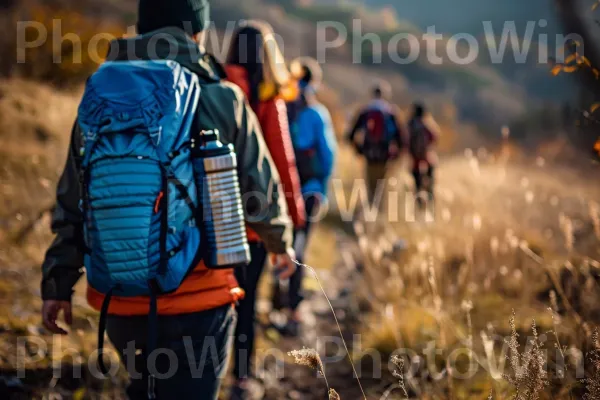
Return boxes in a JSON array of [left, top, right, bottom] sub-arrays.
[[362, 109, 393, 162]]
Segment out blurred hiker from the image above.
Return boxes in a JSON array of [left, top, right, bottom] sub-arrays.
[[40, 1, 297, 399], [407, 102, 440, 203], [287, 56, 323, 128], [347, 82, 404, 204], [272, 57, 336, 337], [224, 20, 306, 398]]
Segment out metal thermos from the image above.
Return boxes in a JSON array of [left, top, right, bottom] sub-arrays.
[[193, 129, 250, 268]]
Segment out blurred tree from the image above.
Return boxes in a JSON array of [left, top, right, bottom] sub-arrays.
[[555, 0, 600, 153]]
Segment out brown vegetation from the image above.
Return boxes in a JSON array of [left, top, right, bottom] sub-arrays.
[[1, 1, 125, 87]]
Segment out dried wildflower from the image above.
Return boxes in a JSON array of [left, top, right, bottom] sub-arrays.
[[503, 312, 548, 400], [288, 347, 333, 394], [328, 388, 341, 400], [288, 348, 324, 375], [291, 260, 366, 399], [506, 310, 521, 378], [583, 329, 600, 400], [549, 290, 559, 315], [462, 300, 474, 354], [391, 355, 409, 400]]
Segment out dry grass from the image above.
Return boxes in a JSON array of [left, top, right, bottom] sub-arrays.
[[503, 313, 548, 400], [344, 143, 600, 399], [0, 78, 128, 397], [583, 330, 600, 400], [2, 1, 126, 87], [288, 347, 345, 399]]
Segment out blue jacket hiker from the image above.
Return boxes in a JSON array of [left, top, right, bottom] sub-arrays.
[[292, 85, 337, 198], [273, 59, 337, 337]]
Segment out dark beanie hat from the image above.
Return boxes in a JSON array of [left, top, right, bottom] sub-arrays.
[[137, 0, 210, 35]]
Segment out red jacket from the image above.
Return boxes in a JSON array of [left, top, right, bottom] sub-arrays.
[[225, 65, 306, 240]]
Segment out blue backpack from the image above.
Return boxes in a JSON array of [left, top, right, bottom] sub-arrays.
[[77, 60, 202, 380]]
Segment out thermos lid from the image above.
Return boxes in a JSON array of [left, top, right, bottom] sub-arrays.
[[195, 129, 233, 157]]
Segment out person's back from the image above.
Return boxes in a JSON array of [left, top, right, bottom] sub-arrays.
[[291, 86, 336, 198], [407, 103, 440, 201], [347, 83, 403, 204], [407, 103, 439, 169], [40, 2, 297, 399], [273, 58, 336, 336], [83, 25, 292, 319], [222, 21, 306, 397], [223, 25, 304, 230]]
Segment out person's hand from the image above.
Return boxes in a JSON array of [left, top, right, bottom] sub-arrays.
[[42, 300, 72, 335], [271, 247, 297, 280]]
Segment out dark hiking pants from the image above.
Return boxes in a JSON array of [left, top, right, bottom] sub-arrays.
[[106, 304, 236, 400], [233, 242, 268, 380]]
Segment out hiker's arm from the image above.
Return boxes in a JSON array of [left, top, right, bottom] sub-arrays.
[[41, 124, 84, 301], [233, 91, 293, 254], [346, 111, 366, 142], [260, 97, 306, 228], [425, 117, 441, 146], [430, 120, 441, 144]]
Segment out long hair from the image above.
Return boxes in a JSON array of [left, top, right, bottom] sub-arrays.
[[226, 20, 291, 108]]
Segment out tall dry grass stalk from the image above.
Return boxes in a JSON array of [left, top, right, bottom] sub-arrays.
[[288, 348, 329, 388], [503, 311, 548, 400], [583, 329, 600, 400], [289, 347, 343, 399], [559, 213, 574, 253], [427, 263, 454, 398], [548, 290, 567, 379], [292, 259, 367, 399], [520, 245, 586, 330], [462, 299, 474, 356], [589, 201, 600, 240], [391, 355, 409, 400]]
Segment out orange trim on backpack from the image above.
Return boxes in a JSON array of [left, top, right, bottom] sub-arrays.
[[154, 191, 164, 213]]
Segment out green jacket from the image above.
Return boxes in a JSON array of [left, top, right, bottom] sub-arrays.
[[41, 28, 293, 301]]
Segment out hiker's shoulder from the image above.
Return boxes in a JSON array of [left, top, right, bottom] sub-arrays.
[[201, 80, 245, 99], [313, 103, 333, 123], [199, 80, 248, 116], [424, 116, 441, 135], [299, 105, 322, 122]]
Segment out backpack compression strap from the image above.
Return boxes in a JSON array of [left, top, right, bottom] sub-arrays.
[[147, 286, 158, 399], [95, 284, 159, 400], [96, 287, 114, 375]]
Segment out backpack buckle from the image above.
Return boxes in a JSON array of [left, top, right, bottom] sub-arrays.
[[117, 111, 130, 122]]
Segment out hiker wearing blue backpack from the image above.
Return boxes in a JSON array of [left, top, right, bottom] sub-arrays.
[[40, 1, 296, 399], [347, 82, 405, 205], [272, 58, 337, 337]]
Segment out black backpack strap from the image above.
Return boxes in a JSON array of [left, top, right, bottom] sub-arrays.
[[97, 287, 114, 375], [147, 284, 158, 400]]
